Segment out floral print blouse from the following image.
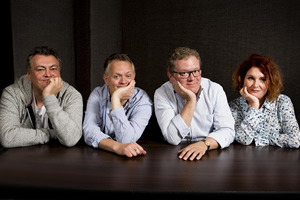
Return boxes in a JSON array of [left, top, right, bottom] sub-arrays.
[[229, 94, 300, 148]]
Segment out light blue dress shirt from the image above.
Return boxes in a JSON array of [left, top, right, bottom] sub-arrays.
[[154, 78, 235, 148], [83, 85, 153, 148], [229, 94, 300, 148]]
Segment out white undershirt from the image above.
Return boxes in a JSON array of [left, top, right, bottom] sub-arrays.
[[32, 93, 48, 129]]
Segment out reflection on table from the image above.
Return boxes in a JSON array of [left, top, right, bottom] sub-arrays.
[[0, 139, 299, 199]]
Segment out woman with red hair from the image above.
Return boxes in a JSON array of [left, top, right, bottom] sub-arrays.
[[229, 54, 300, 148]]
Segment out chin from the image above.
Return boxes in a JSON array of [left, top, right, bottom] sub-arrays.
[[251, 94, 264, 100], [187, 88, 199, 94]]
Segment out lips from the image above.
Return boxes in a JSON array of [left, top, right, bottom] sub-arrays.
[[185, 81, 198, 86], [250, 89, 260, 93]]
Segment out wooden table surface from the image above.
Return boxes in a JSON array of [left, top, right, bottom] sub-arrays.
[[0, 139, 299, 199]]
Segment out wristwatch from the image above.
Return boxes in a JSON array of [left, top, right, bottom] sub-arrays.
[[203, 140, 210, 150]]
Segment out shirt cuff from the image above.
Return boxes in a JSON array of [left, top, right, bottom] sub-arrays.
[[171, 114, 191, 138]]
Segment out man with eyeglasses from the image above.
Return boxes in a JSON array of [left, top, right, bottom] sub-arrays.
[[154, 47, 235, 161]]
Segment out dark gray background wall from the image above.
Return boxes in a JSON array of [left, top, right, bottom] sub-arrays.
[[122, 0, 300, 109], [3, 0, 300, 121], [11, 0, 75, 85]]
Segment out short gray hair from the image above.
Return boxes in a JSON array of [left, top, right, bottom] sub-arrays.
[[104, 53, 135, 74], [167, 47, 201, 72], [26, 46, 62, 72]]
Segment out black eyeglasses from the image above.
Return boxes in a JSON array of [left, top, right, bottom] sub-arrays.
[[172, 69, 201, 79]]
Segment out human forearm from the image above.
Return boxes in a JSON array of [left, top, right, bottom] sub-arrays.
[[111, 104, 152, 143], [234, 107, 265, 145], [179, 98, 196, 127], [269, 96, 300, 148], [202, 137, 219, 150], [161, 115, 191, 145], [98, 138, 120, 153], [98, 138, 147, 157], [0, 127, 50, 148], [154, 96, 190, 145], [0, 90, 50, 147], [110, 94, 123, 110], [44, 94, 83, 147]]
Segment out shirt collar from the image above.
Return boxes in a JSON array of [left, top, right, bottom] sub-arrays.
[[174, 85, 203, 102], [196, 86, 203, 101]]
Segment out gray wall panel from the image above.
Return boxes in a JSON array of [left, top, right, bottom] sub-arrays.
[[11, 0, 75, 86], [90, 0, 122, 90], [122, 0, 300, 120]]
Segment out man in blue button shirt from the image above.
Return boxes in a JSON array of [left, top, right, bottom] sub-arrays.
[[83, 53, 153, 157], [154, 47, 235, 161]]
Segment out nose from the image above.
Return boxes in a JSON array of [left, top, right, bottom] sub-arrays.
[[119, 76, 127, 84], [187, 72, 195, 81], [44, 68, 50, 77], [253, 80, 260, 88]]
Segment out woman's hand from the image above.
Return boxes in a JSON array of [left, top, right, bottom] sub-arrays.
[[240, 86, 260, 109]]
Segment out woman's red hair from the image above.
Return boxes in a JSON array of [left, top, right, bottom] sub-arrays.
[[232, 54, 283, 101]]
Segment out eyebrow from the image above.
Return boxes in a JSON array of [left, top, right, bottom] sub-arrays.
[[37, 64, 58, 67], [36, 65, 59, 68], [113, 71, 133, 75], [175, 68, 200, 72], [246, 73, 265, 77], [246, 74, 266, 79]]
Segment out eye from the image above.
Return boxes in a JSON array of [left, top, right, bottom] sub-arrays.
[[50, 67, 58, 71], [126, 74, 132, 78], [37, 68, 44, 72], [179, 72, 188, 76], [113, 75, 120, 79], [260, 78, 266, 82]]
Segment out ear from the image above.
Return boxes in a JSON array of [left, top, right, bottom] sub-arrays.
[[103, 74, 109, 86], [167, 72, 173, 82], [27, 71, 31, 81]]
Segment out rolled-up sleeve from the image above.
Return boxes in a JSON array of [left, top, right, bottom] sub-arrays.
[[110, 92, 153, 143]]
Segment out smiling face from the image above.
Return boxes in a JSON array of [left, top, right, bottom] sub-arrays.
[[243, 66, 268, 101], [27, 54, 60, 95], [168, 56, 202, 94], [103, 60, 135, 95]]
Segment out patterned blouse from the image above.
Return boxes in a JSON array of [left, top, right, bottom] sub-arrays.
[[229, 94, 300, 148]]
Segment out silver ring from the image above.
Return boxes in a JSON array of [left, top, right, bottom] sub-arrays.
[[135, 148, 138, 152]]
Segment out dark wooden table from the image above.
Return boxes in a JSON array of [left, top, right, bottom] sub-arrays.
[[0, 140, 299, 199]]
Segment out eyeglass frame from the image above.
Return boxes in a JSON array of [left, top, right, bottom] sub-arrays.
[[172, 69, 201, 79]]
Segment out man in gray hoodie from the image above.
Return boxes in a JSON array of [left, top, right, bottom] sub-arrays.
[[0, 46, 83, 148]]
